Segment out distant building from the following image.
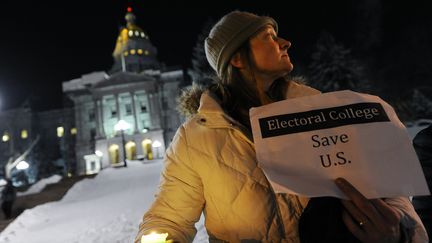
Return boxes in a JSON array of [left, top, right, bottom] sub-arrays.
[[62, 10, 186, 175], [0, 104, 75, 186], [0, 9, 188, 182]]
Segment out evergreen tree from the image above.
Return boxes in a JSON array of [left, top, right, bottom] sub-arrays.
[[191, 18, 216, 86], [307, 32, 371, 93], [409, 88, 432, 119]]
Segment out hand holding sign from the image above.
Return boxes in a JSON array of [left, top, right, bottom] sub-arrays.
[[336, 178, 402, 243], [250, 90, 430, 199]]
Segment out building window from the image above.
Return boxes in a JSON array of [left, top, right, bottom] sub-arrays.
[[140, 102, 147, 113], [125, 103, 132, 115], [21, 130, 28, 139], [111, 106, 117, 117], [2, 132, 10, 142], [57, 127, 64, 137], [70, 128, 77, 135], [89, 109, 95, 122], [90, 128, 96, 141]]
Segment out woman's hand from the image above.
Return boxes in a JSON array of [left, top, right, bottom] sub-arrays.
[[335, 178, 402, 243]]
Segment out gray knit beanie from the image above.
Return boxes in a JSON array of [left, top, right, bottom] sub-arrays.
[[205, 11, 278, 78]]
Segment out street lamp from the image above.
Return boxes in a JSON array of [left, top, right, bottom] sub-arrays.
[[114, 120, 131, 167], [16, 160, 30, 170]]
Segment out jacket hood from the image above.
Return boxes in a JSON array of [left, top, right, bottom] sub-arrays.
[[177, 76, 310, 119], [177, 84, 207, 119]]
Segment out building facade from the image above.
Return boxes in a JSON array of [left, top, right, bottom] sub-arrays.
[[0, 105, 75, 186], [62, 10, 186, 175]]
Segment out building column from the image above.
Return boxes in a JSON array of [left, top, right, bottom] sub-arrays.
[[94, 99, 101, 138], [115, 93, 121, 120], [149, 93, 160, 129], [97, 99, 106, 137], [131, 92, 139, 133]]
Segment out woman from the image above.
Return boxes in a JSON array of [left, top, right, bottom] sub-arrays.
[[135, 11, 428, 242]]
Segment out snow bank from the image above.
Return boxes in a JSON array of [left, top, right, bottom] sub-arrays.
[[17, 174, 63, 197], [0, 160, 208, 243]]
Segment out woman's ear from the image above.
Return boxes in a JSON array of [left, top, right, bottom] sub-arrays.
[[230, 52, 245, 69]]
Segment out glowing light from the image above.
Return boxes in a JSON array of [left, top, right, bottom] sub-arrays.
[[2, 132, 10, 142], [142, 128, 148, 133], [140, 32, 145, 38], [95, 150, 103, 157], [135, 31, 139, 36], [137, 49, 143, 55], [141, 232, 168, 243], [70, 127, 77, 135], [0, 179, 6, 187], [128, 30, 133, 37], [144, 50, 149, 55], [21, 130, 28, 139], [16, 161, 30, 170], [127, 7, 132, 12], [114, 120, 131, 132], [57, 126, 64, 137], [152, 140, 162, 148], [130, 49, 136, 55]]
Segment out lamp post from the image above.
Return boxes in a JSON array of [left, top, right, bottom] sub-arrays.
[[114, 120, 131, 167], [16, 160, 30, 186]]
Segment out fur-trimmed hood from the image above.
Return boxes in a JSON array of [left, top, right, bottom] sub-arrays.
[[177, 76, 310, 119]]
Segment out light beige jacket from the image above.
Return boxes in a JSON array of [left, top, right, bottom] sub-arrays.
[[135, 82, 428, 243]]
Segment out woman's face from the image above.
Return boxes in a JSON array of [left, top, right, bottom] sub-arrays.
[[248, 25, 293, 80]]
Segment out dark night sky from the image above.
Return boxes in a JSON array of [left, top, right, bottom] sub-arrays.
[[0, 0, 430, 110]]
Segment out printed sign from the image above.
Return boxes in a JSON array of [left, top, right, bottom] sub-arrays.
[[250, 90, 430, 199]]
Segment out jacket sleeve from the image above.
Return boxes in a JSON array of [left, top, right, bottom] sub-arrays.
[[384, 197, 429, 243], [135, 125, 205, 243]]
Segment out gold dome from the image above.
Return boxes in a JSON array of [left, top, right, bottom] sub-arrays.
[[112, 12, 150, 60]]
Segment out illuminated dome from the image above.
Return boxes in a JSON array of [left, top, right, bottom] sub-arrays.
[[111, 8, 159, 73]]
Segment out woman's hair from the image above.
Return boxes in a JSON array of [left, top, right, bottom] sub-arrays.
[[210, 39, 289, 130]]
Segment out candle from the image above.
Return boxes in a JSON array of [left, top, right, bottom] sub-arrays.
[[141, 232, 169, 243]]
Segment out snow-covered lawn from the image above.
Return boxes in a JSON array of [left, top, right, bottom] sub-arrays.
[[0, 160, 208, 243]]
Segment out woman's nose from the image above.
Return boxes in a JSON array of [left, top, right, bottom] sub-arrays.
[[279, 38, 291, 50]]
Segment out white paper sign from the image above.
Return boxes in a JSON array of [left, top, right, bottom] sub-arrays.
[[250, 90, 430, 199]]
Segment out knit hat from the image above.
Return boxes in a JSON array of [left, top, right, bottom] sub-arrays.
[[205, 11, 278, 78]]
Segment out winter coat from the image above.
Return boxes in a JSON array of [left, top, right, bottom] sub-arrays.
[[135, 81, 428, 243], [412, 124, 432, 237]]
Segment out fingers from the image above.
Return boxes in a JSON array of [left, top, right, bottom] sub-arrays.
[[335, 178, 383, 225], [336, 178, 403, 242], [370, 199, 401, 224], [342, 210, 367, 242], [340, 200, 373, 229]]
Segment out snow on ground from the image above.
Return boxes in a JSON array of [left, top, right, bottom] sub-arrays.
[[17, 174, 62, 197], [0, 160, 208, 243]]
